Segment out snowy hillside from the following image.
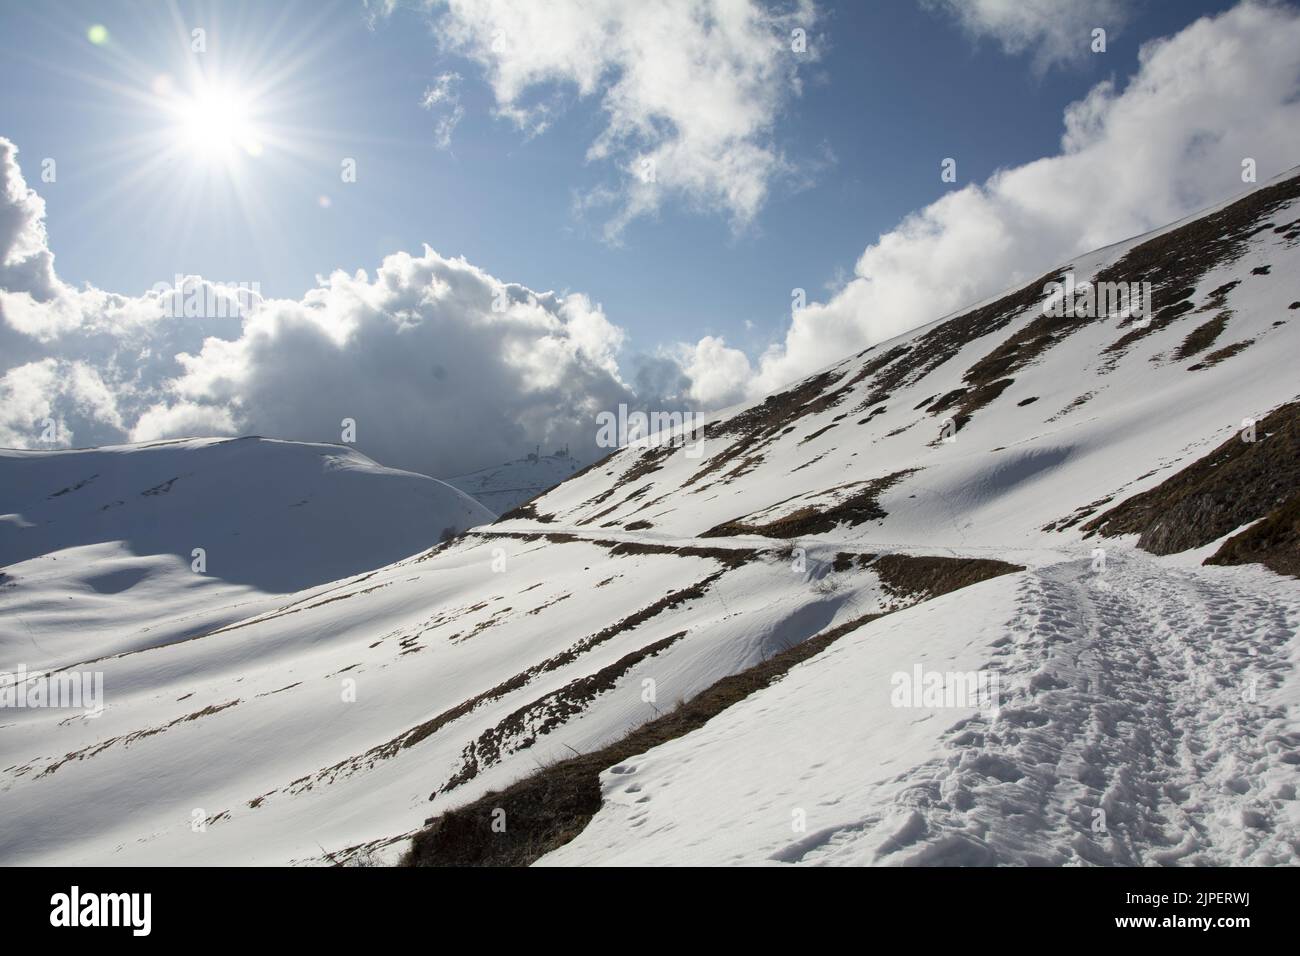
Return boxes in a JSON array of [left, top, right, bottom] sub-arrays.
[[1, 171, 1298, 867], [445, 451, 585, 515], [509, 171, 1300, 556], [0, 437, 492, 669]]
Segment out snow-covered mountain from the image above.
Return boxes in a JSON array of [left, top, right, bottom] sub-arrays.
[[1, 171, 1297, 866], [444, 451, 585, 515], [0, 437, 492, 669]]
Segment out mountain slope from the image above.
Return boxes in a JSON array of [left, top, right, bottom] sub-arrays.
[[0, 437, 492, 668], [508, 171, 1300, 557], [444, 451, 584, 515], [1, 171, 1298, 866], [540, 553, 1298, 866]]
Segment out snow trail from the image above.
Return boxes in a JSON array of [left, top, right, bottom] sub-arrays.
[[863, 554, 1299, 866]]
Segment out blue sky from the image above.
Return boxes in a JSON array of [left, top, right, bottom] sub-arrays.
[[0, 0, 1240, 353], [2, 0, 1297, 478]]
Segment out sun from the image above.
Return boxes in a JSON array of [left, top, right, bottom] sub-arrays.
[[170, 82, 264, 162]]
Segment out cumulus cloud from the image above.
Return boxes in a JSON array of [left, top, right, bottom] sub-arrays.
[[0, 360, 122, 448], [924, 0, 1131, 72], [424, 0, 819, 239], [0, 145, 261, 447], [0, 142, 257, 448], [681, 336, 754, 410], [154, 252, 645, 476], [0, 137, 677, 476], [0, 140, 57, 300], [702, 1, 1300, 400]]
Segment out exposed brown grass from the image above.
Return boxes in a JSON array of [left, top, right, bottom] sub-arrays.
[[1204, 491, 1300, 578], [1187, 338, 1255, 371], [1099, 174, 1300, 356], [1173, 310, 1231, 361], [1082, 399, 1300, 558], [701, 469, 918, 539]]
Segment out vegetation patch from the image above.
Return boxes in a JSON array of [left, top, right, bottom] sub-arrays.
[[798, 423, 839, 445], [435, 631, 688, 795], [1187, 338, 1255, 371], [1173, 310, 1231, 360], [1204, 492, 1300, 579], [48, 474, 98, 498], [276, 551, 747, 796], [141, 475, 185, 497], [680, 370, 850, 493], [496, 501, 556, 523], [700, 469, 918, 539], [1047, 391, 1097, 422], [41, 699, 241, 777], [1095, 173, 1300, 357], [1082, 399, 1300, 557]]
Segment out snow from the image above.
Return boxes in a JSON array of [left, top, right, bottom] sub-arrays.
[[1, 173, 1297, 866], [444, 452, 585, 514], [542, 554, 1299, 865], [0, 437, 492, 669]]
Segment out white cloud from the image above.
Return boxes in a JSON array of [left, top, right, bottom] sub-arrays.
[[425, 0, 819, 239], [924, 0, 1131, 72], [0, 138, 57, 300], [682, 335, 754, 410], [0, 137, 676, 475], [0, 139, 259, 448], [130, 401, 236, 444], [706, 1, 1300, 401], [151, 252, 651, 476], [0, 358, 124, 448]]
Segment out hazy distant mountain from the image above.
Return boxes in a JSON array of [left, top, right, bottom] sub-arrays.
[[444, 450, 585, 515]]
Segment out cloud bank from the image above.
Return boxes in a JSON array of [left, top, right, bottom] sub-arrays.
[[0, 137, 677, 477]]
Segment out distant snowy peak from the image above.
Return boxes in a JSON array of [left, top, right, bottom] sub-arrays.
[[445, 451, 585, 515], [0, 436, 494, 667], [0, 436, 493, 591]]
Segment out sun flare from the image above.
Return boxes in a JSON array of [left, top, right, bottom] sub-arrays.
[[170, 83, 263, 162]]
